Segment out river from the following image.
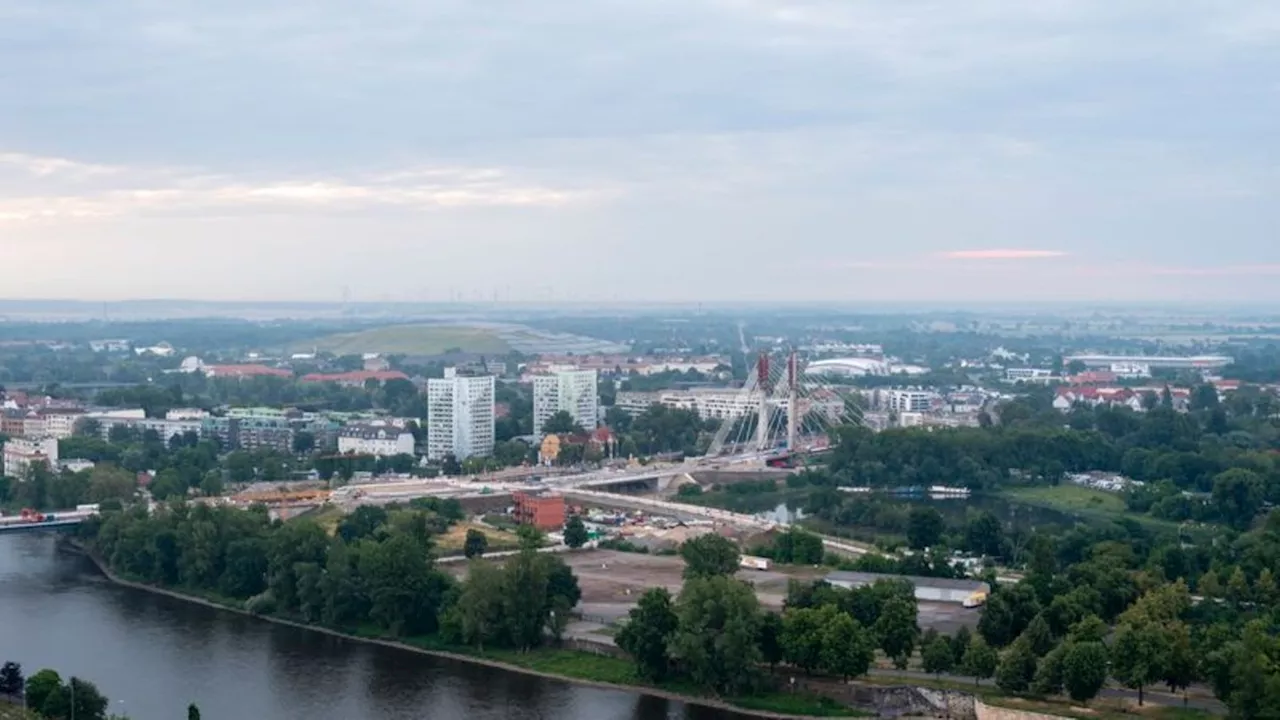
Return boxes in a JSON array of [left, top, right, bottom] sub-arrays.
[[0, 535, 749, 720]]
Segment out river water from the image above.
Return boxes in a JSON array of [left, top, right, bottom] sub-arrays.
[[0, 535, 748, 720]]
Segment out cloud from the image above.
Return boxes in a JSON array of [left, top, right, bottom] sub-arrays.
[[939, 249, 1068, 260], [0, 152, 602, 221]]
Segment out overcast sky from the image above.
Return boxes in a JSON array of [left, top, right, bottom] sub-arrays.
[[3, 1, 1278, 304]]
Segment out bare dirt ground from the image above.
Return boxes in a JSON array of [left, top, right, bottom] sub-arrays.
[[447, 549, 980, 631]]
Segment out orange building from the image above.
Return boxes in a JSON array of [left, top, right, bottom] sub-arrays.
[[513, 491, 566, 531]]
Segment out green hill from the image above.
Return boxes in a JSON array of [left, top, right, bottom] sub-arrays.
[[298, 325, 512, 356]]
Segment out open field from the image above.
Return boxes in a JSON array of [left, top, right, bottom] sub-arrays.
[[1005, 485, 1128, 514], [451, 550, 979, 632], [436, 522, 521, 555], [297, 324, 513, 356]]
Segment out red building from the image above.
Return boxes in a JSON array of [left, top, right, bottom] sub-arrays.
[[512, 491, 566, 531]]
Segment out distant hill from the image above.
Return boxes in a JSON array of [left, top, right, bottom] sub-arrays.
[[298, 325, 512, 356]]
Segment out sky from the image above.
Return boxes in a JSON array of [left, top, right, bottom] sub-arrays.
[[2, 0, 1279, 304]]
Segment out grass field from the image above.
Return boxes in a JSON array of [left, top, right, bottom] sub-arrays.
[[298, 324, 512, 356], [437, 523, 521, 555], [1005, 485, 1129, 514]]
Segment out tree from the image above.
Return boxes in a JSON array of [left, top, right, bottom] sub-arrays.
[[907, 507, 945, 550], [966, 511, 1004, 557], [962, 638, 999, 686], [0, 661, 23, 696], [541, 411, 582, 435], [996, 638, 1038, 693], [188, 704, 202, 720], [874, 596, 919, 669], [1062, 641, 1109, 703], [616, 588, 678, 681], [758, 611, 785, 669], [25, 670, 62, 716], [951, 625, 973, 666], [292, 431, 316, 455], [669, 575, 763, 695], [781, 605, 831, 674], [819, 611, 875, 680], [563, 515, 589, 549], [679, 534, 740, 579], [1033, 643, 1066, 696], [1212, 468, 1265, 530], [463, 528, 488, 558], [338, 505, 388, 543], [67, 677, 110, 720], [923, 634, 956, 678], [1021, 614, 1055, 656], [1111, 622, 1169, 706], [516, 523, 544, 550]]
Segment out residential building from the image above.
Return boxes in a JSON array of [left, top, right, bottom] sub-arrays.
[[300, 370, 410, 388], [1064, 354, 1232, 371], [885, 389, 935, 413], [512, 491, 566, 531], [1005, 368, 1054, 381], [203, 364, 293, 380], [40, 409, 86, 439], [3, 437, 59, 478], [533, 370, 599, 434], [86, 412, 202, 443], [426, 369, 496, 461], [202, 415, 294, 452], [338, 421, 416, 457]]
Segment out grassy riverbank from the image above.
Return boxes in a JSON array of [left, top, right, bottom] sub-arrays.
[[65, 541, 863, 719]]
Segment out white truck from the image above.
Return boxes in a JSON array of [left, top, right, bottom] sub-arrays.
[[739, 555, 771, 571]]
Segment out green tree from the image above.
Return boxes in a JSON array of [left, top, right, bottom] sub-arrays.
[[188, 703, 202, 720], [501, 549, 552, 650], [541, 411, 582, 435], [923, 634, 956, 678], [996, 638, 1038, 694], [1111, 621, 1170, 706], [874, 596, 920, 669], [25, 669, 63, 716], [907, 507, 945, 550], [616, 587, 678, 681], [669, 575, 763, 695], [563, 515, 589, 549], [1033, 643, 1066, 696], [516, 523, 545, 550], [819, 610, 876, 680], [1021, 614, 1056, 656], [781, 605, 830, 674], [338, 505, 388, 543], [1212, 468, 1265, 530], [679, 534, 740, 579], [1062, 641, 1109, 703], [463, 528, 488, 558], [758, 611, 785, 669], [962, 637, 999, 686]]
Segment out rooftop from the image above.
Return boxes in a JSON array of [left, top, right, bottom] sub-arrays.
[[824, 571, 989, 593]]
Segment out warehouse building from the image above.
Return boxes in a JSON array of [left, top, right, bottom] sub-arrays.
[[824, 571, 989, 606]]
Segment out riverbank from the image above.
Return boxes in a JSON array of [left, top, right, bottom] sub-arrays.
[[62, 540, 861, 720]]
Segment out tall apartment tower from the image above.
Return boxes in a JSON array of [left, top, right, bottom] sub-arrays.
[[426, 369, 496, 461], [532, 369, 599, 434]]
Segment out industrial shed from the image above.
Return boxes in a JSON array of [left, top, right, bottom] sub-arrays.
[[824, 571, 990, 606]]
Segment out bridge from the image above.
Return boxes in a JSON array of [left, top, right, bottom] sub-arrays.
[[0, 508, 96, 534]]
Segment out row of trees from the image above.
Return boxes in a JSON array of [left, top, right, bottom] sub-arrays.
[[0, 660, 140, 720]]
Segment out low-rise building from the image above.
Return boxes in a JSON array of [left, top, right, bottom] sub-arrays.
[[513, 491, 566, 531], [202, 415, 294, 452], [824, 571, 989, 606], [204, 364, 293, 380], [3, 437, 59, 478], [885, 389, 936, 413], [300, 370, 410, 388], [338, 422, 416, 457]]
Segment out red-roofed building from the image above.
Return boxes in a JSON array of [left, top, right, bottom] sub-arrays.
[[204, 364, 293, 380], [300, 370, 410, 388]]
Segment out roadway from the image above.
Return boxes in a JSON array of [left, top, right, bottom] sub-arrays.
[[0, 508, 96, 534]]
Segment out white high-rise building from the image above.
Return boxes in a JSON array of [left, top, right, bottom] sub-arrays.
[[427, 369, 496, 461], [533, 369, 599, 434]]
